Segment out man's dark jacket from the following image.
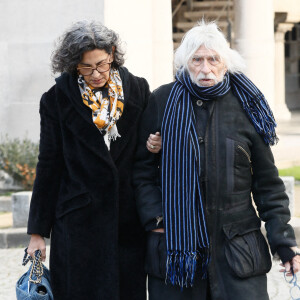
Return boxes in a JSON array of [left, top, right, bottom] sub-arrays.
[[133, 82, 297, 300], [27, 67, 149, 300]]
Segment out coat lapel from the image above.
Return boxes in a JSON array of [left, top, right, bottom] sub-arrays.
[[109, 67, 144, 162], [109, 100, 142, 162], [56, 74, 112, 165]]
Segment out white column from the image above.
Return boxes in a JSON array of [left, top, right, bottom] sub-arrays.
[[234, 0, 275, 110], [151, 0, 174, 89], [274, 23, 293, 120], [104, 0, 173, 90]]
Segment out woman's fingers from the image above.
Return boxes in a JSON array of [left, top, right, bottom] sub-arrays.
[[40, 245, 47, 262], [147, 132, 162, 153], [27, 234, 47, 261], [146, 140, 160, 153]]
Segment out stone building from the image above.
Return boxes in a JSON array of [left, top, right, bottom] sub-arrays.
[[0, 0, 299, 141], [172, 0, 300, 119]]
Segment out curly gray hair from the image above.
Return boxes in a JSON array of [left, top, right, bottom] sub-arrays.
[[51, 20, 125, 74]]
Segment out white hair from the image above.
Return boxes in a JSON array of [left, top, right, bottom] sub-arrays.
[[174, 20, 246, 74]]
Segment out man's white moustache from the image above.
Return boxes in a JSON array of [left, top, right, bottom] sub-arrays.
[[197, 73, 217, 80]]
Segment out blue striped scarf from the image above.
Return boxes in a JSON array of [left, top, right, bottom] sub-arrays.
[[161, 70, 277, 288]]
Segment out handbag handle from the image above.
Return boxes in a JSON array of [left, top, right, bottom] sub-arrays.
[[22, 248, 44, 284]]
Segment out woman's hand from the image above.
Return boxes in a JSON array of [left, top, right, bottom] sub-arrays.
[[147, 132, 161, 154], [27, 234, 46, 262], [152, 228, 165, 233]]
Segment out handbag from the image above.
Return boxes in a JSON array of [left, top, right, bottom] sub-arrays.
[[16, 247, 53, 300]]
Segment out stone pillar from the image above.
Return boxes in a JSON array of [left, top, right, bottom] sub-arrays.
[[280, 176, 295, 217], [104, 0, 173, 90], [234, 0, 275, 110], [274, 23, 293, 120], [12, 192, 32, 228]]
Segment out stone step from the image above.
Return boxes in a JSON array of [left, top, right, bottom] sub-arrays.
[[174, 42, 181, 49], [191, 1, 233, 8], [0, 196, 11, 212], [0, 227, 50, 248], [173, 32, 185, 42], [184, 10, 234, 21], [173, 25, 229, 43], [176, 21, 228, 31], [173, 32, 185, 39], [0, 212, 12, 229]]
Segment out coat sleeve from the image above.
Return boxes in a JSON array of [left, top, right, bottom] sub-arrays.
[[27, 86, 63, 238], [133, 92, 163, 231], [251, 135, 297, 254]]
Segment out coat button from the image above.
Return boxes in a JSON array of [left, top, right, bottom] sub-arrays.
[[198, 136, 204, 144], [196, 100, 203, 107]]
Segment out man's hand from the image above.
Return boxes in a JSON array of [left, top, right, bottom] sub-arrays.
[[280, 247, 300, 276], [147, 132, 161, 154]]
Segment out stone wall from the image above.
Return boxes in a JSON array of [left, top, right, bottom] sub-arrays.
[[0, 0, 105, 142]]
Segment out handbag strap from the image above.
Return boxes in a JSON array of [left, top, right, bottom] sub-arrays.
[[22, 247, 44, 284]]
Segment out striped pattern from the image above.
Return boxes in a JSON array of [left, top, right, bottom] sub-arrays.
[[161, 70, 277, 288], [230, 73, 278, 145], [161, 72, 210, 288]]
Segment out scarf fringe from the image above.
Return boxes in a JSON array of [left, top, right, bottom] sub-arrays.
[[108, 124, 121, 141], [243, 93, 278, 145], [166, 250, 210, 289]]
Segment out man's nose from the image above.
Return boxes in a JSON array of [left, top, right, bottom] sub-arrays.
[[200, 59, 211, 74]]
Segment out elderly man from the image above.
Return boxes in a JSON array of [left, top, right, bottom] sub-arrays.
[[133, 21, 300, 300]]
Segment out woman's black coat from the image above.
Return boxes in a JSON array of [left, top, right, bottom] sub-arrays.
[[133, 82, 297, 300], [27, 67, 150, 300]]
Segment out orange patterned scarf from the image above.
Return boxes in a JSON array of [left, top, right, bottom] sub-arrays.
[[78, 68, 124, 149]]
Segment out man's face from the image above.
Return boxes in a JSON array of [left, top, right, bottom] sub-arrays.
[[188, 45, 227, 87]]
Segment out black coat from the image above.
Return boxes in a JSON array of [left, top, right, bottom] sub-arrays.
[[27, 67, 150, 300], [133, 82, 297, 300]]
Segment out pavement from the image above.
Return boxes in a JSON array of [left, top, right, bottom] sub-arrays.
[[0, 246, 297, 300], [0, 111, 299, 299], [272, 111, 300, 169]]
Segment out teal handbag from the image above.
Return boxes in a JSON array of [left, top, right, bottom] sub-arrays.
[[16, 248, 53, 300]]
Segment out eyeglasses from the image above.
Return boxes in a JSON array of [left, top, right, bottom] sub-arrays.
[[284, 271, 300, 300], [77, 62, 112, 76], [191, 55, 221, 67]]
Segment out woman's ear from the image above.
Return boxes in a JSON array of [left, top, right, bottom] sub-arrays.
[[111, 46, 116, 61]]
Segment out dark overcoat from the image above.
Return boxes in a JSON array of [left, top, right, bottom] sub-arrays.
[[133, 82, 297, 300], [27, 67, 150, 300]]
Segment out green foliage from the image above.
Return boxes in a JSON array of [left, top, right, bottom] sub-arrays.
[[279, 166, 300, 182], [0, 135, 39, 190]]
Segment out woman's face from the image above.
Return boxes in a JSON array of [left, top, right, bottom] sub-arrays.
[[77, 49, 113, 88]]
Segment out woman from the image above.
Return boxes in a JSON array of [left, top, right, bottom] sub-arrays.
[[27, 20, 161, 300]]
